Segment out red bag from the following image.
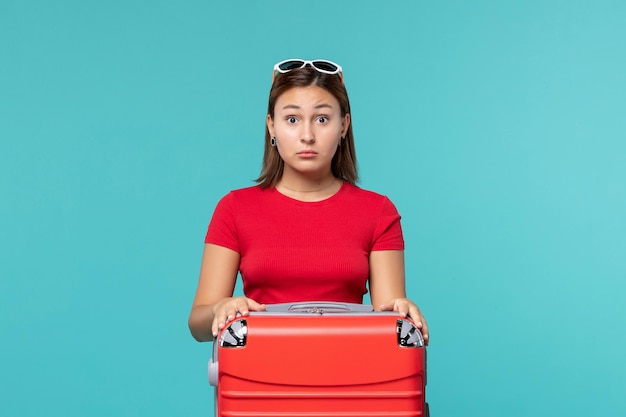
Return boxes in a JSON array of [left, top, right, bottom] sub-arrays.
[[209, 302, 428, 417]]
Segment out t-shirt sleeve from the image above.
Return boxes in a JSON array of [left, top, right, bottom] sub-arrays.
[[204, 192, 240, 253], [371, 197, 405, 251]]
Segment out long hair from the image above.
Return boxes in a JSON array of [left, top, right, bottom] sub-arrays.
[[255, 66, 358, 188]]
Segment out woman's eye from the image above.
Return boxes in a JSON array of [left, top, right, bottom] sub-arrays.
[[317, 116, 329, 123], [287, 117, 297, 124]]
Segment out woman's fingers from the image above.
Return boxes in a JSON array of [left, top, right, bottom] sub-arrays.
[[212, 305, 229, 337], [380, 298, 429, 345], [246, 298, 267, 313], [212, 297, 266, 337]]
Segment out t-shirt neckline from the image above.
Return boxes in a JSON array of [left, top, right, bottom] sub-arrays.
[[272, 180, 349, 206]]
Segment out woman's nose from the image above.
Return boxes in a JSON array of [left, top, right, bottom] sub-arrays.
[[301, 123, 315, 143]]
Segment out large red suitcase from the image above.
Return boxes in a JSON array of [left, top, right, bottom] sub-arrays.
[[208, 302, 428, 417]]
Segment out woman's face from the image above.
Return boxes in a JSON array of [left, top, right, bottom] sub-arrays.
[[267, 85, 350, 180]]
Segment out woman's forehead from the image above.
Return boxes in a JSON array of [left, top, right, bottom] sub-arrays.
[[275, 86, 339, 110]]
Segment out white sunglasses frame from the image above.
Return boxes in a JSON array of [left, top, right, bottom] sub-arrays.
[[272, 59, 344, 84]]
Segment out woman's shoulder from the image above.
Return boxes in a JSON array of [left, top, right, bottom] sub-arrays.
[[343, 182, 394, 203], [228, 184, 265, 196], [341, 183, 400, 213], [218, 184, 272, 204]]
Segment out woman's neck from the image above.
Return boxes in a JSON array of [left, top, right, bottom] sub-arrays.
[[276, 175, 342, 202]]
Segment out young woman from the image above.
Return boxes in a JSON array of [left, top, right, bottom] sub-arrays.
[[188, 59, 429, 343]]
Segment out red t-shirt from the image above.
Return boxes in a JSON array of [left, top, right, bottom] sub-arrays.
[[205, 182, 404, 304]]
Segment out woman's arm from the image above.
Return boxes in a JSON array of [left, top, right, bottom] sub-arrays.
[[188, 243, 265, 342], [369, 250, 429, 344]]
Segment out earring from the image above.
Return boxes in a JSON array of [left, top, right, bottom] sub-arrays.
[[270, 137, 276, 147], [340, 136, 346, 146]]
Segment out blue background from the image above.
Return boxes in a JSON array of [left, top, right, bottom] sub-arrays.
[[1, 1, 625, 416]]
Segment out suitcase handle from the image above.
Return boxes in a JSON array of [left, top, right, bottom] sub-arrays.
[[265, 301, 374, 314]]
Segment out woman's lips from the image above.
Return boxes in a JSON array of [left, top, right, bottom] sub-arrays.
[[297, 150, 317, 158]]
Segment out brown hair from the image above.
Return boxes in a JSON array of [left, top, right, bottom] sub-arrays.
[[255, 66, 358, 188]]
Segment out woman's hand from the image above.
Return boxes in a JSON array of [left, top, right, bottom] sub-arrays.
[[211, 296, 266, 338], [379, 298, 429, 345]]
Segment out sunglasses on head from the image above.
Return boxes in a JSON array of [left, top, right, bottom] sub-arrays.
[[272, 59, 343, 84]]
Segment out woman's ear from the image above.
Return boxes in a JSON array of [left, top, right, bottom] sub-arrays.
[[266, 114, 275, 137], [341, 113, 351, 137]]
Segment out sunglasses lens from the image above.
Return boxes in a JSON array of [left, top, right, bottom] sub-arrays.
[[312, 61, 339, 73], [278, 60, 305, 71]]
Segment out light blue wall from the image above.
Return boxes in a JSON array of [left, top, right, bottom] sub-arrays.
[[1, 1, 624, 416]]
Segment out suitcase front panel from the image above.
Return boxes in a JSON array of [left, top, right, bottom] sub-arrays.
[[214, 312, 426, 416]]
